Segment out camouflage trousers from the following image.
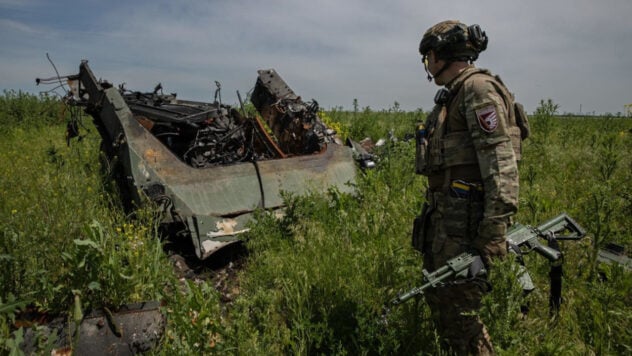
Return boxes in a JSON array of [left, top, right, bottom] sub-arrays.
[[422, 191, 495, 356]]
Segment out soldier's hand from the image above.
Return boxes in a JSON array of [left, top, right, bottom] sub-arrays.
[[475, 238, 507, 267], [475, 219, 509, 266]]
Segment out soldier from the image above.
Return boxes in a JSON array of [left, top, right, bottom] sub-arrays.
[[412, 20, 528, 355]]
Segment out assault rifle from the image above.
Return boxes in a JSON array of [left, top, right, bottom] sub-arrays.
[[390, 213, 586, 306], [390, 253, 485, 305]]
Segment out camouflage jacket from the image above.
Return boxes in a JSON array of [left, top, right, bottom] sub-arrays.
[[420, 65, 520, 241]]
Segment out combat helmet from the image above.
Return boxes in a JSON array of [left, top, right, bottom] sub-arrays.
[[419, 20, 488, 62]]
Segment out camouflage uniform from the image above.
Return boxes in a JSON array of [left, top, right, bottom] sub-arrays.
[[414, 21, 523, 356]]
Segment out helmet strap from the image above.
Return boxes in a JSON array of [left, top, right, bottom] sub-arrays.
[[424, 63, 433, 82], [424, 57, 451, 83], [423, 55, 432, 81]]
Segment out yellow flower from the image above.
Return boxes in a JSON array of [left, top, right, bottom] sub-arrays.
[[11, 209, 17, 214]]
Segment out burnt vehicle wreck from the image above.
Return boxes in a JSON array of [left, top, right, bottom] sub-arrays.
[[56, 61, 369, 259]]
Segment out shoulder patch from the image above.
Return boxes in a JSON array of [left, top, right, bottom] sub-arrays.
[[475, 105, 498, 133]]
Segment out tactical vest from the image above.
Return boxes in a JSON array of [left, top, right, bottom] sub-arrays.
[[415, 68, 529, 182]]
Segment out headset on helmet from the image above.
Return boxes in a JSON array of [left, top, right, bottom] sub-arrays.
[[419, 21, 488, 62]]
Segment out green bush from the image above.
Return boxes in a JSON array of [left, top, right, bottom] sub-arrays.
[[0, 90, 64, 129]]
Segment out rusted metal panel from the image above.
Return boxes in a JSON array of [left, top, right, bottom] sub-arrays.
[[21, 301, 164, 355], [68, 62, 360, 260]]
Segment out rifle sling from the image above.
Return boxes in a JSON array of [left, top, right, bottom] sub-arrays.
[[547, 237, 563, 315]]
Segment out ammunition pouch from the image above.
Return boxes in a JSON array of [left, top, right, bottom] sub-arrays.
[[442, 193, 484, 239], [412, 202, 432, 254], [425, 187, 485, 255]]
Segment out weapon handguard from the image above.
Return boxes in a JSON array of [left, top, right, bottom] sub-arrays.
[[391, 253, 482, 305]]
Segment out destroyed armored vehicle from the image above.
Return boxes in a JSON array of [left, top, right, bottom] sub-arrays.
[[56, 61, 368, 259]]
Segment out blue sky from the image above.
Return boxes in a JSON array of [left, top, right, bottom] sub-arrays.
[[1, 0, 631, 114]]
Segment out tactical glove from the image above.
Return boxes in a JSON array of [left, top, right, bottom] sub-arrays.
[[475, 219, 508, 266]]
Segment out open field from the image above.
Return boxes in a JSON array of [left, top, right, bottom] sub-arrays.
[[1, 91, 631, 354]]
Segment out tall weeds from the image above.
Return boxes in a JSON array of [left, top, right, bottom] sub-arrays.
[[0, 94, 175, 354], [1, 93, 630, 354]]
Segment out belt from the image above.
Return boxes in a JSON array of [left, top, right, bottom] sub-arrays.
[[449, 180, 484, 200], [427, 164, 482, 191]]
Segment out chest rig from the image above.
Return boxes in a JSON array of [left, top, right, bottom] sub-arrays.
[[415, 68, 528, 184]]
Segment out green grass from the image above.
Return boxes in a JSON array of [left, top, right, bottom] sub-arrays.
[[1, 93, 630, 355]]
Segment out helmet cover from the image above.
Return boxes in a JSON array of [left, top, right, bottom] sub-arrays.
[[419, 20, 487, 61]]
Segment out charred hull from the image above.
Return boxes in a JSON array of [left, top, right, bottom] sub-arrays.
[[70, 61, 358, 259]]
